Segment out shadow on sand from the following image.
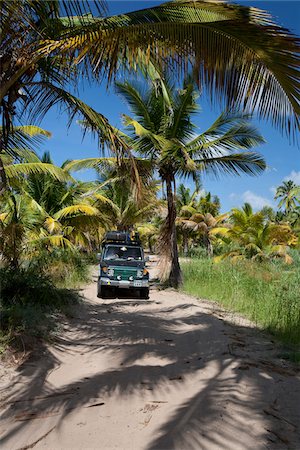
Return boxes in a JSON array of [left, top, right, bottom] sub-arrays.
[[1, 282, 300, 449]]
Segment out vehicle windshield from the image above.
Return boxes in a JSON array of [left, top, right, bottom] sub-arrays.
[[104, 245, 142, 261]]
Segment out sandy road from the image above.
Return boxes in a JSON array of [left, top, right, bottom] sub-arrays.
[[0, 268, 300, 450]]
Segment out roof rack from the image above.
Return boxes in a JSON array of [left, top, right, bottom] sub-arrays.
[[102, 231, 141, 245]]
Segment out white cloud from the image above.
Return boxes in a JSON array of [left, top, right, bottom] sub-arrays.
[[229, 193, 238, 200], [269, 186, 277, 196], [242, 191, 273, 209], [284, 171, 300, 184]]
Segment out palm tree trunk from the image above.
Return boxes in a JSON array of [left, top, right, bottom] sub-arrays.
[[204, 233, 213, 257], [148, 236, 153, 253], [183, 230, 189, 257], [159, 176, 182, 288], [0, 147, 8, 195]]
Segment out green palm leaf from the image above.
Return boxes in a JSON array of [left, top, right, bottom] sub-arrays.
[[54, 204, 101, 220], [40, 1, 300, 137], [4, 163, 74, 182], [195, 152, 266, 177]]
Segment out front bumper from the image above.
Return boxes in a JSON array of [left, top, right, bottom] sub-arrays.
[[99, 277, 149, 289]]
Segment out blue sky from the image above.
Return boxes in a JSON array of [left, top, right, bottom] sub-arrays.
[[39, 0, 300, 212]]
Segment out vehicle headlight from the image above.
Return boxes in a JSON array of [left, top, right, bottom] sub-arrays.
[[129, 276, 134, 281], [106, 268, 114, 277], [117, 275, 122, 281]]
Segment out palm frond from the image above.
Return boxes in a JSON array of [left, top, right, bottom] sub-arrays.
[[38, 1, 300, 138], [4, 163, 74, 182], [195, 152, 266, 178], [54, 204, 101, 220], [0, 125, 51, 159], [26, 82, 130, 155], [64, 158, 118, 172]]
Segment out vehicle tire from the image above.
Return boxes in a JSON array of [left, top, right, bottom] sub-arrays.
[[140, 288, 149, 300], [98, 285, 109, 299], [97, 282, 102, 298]]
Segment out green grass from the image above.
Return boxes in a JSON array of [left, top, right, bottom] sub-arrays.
[[181, 254, 300, 346]]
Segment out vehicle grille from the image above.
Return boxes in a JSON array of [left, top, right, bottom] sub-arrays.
[[113, 268, 137, 280]]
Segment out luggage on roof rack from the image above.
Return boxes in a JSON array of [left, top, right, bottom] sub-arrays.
[[103, 231, 141, 245]]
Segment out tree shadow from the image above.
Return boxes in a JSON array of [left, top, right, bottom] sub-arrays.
[[1, 288, 300, 449]]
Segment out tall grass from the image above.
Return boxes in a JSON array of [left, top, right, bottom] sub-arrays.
[[181, 253, 300, 346]]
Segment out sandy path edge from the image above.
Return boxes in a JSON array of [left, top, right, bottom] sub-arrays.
[[0, 270, 299, 450]]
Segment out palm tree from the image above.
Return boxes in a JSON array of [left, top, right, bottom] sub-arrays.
[[275, 180, 300, 214], [23, 153, 108, 253], [179, 210, 229, 257], [198, 192, 221, 217], [0, 150, 77, 268], [218, 220, 297, 265], [215, 202, 298, 263], [1, 0, 299, 191], [114, 77, 266, 286], [176, 184, 200, 256], [65, 156, 159, 232]]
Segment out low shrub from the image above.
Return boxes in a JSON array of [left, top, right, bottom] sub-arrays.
[[0, 266, 81, 345]]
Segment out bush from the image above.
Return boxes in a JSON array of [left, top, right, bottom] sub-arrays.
[[0, 267, 60, 307], [28, 249, 91, 288], [0, 266, 81, 341]]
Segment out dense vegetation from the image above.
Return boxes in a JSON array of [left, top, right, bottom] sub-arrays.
[[181, 255, 300, 347], [1, 0, 300, 352]]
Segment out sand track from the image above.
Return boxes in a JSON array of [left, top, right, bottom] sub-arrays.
[[1, 271, 299, 449]]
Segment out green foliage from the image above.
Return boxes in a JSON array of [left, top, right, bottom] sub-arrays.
[[29, 249, 91, 288], [0, 266, 82, 343], [181, 257, 300, 346]]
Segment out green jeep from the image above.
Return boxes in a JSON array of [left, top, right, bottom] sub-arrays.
[[97, 231, 149, 299]]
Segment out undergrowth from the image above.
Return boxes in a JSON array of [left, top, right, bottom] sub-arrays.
[[181, 253, 300, 347], [0, 250, 91, 354]]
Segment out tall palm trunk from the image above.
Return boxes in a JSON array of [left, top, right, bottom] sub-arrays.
[[159, 175, 182, 288], [183, 230, 189, 257], [0, 136, 8, 195], [204, 232, 213, 257]]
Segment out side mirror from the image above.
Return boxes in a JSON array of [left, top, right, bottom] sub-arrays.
[[96, 253, 101, 261]]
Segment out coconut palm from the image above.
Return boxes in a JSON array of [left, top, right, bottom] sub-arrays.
[[180, 211, 229, 257], [198, 192, 221, 217], [275, 180, 300, 214], [66, 156, 159, 231], [1, 0, 299, 191], [176, 184, 200, 256], [0, 151, 78, 268], [22, 153, 108, 252], [216, 203, 298, 263], [114, 76, 266, 286]]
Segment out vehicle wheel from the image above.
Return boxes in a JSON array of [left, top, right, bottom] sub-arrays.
[[140, 288, 149, 299], [98, 285, 109, 299]]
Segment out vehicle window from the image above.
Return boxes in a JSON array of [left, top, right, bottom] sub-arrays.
[[104, 246, 142, 261]]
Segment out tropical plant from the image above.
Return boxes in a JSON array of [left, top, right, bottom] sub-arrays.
[[1, 0, 300, 189], [114, 76, 266, 286], [198, 192, 221, 216], [275, 180, 300, 214], [216, 203, 298, 263], [180, 212, 229, 257], [176, 184, 200, 256], [65, 156, 158, 231]]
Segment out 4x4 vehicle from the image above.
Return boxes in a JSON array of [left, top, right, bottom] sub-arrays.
[[97, 231, 149, 299]]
